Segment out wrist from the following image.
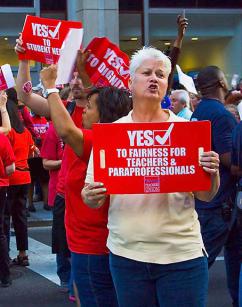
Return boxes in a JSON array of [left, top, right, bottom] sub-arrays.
[[45, 83, 56, 89], [0, 108, 7, 113]]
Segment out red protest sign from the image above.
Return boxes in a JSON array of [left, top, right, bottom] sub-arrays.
[[0, 64, 15, 90], [85, 37, 130, 89], [18, 15, 83, 64], [92, 121, 211, 194]]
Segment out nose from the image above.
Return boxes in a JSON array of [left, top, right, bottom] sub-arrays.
[[150, 72, 158, 83]]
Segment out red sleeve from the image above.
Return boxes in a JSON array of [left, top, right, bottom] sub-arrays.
[[21, 106, 39, 138], [7, 129, 15, 147], [41, 123, 63, 160], [26, 129, 35, 157], [82, 129, 93, 162], [0, 134, 15, 167]]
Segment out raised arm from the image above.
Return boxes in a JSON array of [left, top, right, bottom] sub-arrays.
[[0, 91, 11, 135], [15, 35, 50, 117], [40, 64, 84, 157], [193, 151, 220, 202], [76, 49, 93, 89], [167, 15, 188, 93]]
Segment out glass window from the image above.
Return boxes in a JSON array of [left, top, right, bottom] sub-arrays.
[[150, 0, 196, 8], [0, 37, 35, 67], [119, 0, 143, 11], [40, 0, 66, 11], [0, 0, 33, 6], [149, 0, 242, 8]]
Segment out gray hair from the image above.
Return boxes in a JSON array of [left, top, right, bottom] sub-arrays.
[[129, 46, 171, 79], [171, 89, 190, 108]]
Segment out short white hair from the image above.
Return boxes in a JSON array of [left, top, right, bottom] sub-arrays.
[[171, 89, 190, 108], [129, 46, 171, 79]]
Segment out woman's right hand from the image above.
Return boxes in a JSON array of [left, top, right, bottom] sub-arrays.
[[81, 182, 107, 209], [14, 33, 26, 54]]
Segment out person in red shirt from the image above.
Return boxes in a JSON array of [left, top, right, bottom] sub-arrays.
[[4, 99, 34, 267], [41, 64, 132, 307], [28, 112, 49, 212], [0, 91, 15, 287], [0, 133, 15, 287]]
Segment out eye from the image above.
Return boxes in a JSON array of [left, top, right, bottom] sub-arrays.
[[142, 71, 150, 76], [156, 71, 164, 78]]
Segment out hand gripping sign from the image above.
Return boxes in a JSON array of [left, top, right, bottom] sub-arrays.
[[0, 64, 15, 91], [85, 37, 130, 89], [92, 121, 211, 194], [18, 15, 83, 64]]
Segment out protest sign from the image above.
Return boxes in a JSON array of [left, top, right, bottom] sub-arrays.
[[176, 65, 198, 94], [56, 28, 84, 85], [0, 64, 15, 91], [93, 121, 211, 194], [18, 15, 83, 64], [85, 37, 130, 89]]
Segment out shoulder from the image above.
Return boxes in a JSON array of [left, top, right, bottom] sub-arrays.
[[114, 111, 133, 123], [166, 109, 188, 122]]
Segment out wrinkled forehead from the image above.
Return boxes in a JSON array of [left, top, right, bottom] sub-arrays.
[[138, 58, 166, 70]]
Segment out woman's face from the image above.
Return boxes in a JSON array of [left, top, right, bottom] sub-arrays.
[[129, 58, 168, 102], [82, 93, 100, 129]]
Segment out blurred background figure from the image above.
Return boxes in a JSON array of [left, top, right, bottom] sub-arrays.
[[170, 89, 193, 120]]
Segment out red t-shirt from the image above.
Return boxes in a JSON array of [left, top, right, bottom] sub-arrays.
[[31, 115, 49, 149], [56, 104, 84, 196], [8, 128, 34, 185], [0, 133, 15, 186], [41, 122, 64, 206], [65, 129, 109, 254]]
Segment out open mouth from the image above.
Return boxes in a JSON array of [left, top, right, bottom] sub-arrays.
[[148, 84, 158, 91]]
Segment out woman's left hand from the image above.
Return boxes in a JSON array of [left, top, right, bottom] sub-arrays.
[[0, 91, 7, 108], [200, 151, 220, 175]]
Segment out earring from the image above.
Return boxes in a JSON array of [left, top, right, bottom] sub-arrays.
[[129, 91, 132, 98]]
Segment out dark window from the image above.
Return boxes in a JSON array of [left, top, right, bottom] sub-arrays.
[[0, 0, 33, 6], [198, 0, 242, 8], [149, 0, 242, 8], [119, 0, 143, 11], [149, 0, 196, 7], [40, 0, 66, 11]]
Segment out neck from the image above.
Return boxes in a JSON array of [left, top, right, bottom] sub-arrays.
[[132, 99, 169, 122], [75, 98, 87, 107], [202, 89, 225, 103]]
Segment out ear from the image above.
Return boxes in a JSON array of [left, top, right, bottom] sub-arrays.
[[219, 79, 226, 89]]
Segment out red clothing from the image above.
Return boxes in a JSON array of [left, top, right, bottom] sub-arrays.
[[18, 106, 38, 138], [41, 122, 64, 206], [0, 134, 15, 186], [56, 105, 84, 196], [31, 115, 49, 149], [8, 128, 34, 185], [65, 129, 109, 254]]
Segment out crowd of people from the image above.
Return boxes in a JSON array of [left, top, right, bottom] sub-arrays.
[[0, 14, 242, 307]]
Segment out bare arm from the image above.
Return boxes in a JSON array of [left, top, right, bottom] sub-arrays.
[[193, 151, 220, 201], [76, 49, 93, 88], [40, 65, 84, 157], [42, 158, 62, 171], [0, 91, 11, 135], [5, 163, 15, 176], [173, 15, 188, 49], [15, 36, 50, 117]]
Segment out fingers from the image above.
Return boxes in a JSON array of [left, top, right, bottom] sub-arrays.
[[15, 36, 26, 54], [82, 182, 107, 208], [200, 151, 220, 174]]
